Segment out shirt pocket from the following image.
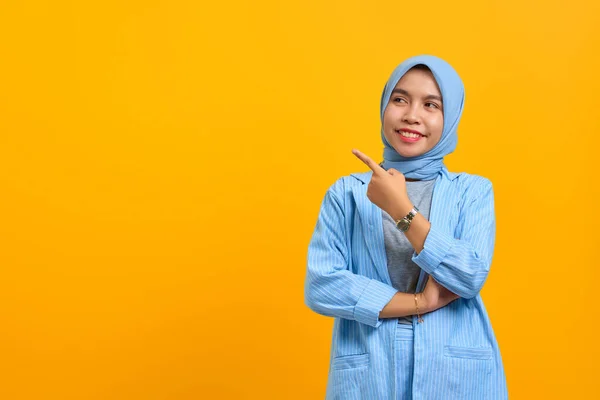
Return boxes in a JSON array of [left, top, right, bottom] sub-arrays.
[[443, 345, 493, 360], [326, 353, 370, 399], [331, 353, 370, 370], [442, 346, 494, 398]]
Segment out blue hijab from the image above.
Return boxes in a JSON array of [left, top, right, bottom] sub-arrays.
[[379, 55, 465, 180]]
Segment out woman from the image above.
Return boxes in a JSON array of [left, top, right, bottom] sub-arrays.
[[304, 55, 508, 399]]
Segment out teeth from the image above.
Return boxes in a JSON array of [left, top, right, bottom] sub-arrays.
[[398, 130, 421, 138]]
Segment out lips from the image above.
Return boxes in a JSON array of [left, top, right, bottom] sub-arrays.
[[397, 128, 424, 136], [396, 128, 425, 143]]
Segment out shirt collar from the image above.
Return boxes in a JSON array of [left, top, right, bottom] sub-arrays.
[[350, 166, 458, 184]]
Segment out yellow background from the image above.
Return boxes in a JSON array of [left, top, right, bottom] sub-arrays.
[[1, 1, 598, 398]]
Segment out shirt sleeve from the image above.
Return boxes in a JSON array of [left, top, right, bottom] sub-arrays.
[[304, 180, 398, 328], [411, 178, 496, 299]]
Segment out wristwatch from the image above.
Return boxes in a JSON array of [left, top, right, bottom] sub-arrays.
[[395, 206, 419, 232]]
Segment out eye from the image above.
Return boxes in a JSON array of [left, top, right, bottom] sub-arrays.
[[393, 97, 407, 103], [425, 102, 440, 109]]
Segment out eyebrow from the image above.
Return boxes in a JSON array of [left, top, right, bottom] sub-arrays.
[[392, 88, 442, 103]]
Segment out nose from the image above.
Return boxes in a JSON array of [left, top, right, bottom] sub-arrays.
[[402, 105, 421, 124]]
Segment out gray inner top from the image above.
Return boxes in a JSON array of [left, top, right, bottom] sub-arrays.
[[382, 178, 436, 324]]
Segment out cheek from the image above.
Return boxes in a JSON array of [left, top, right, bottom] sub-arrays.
[[382, 108, 395, 127], [382, 110, 397, 136], [429, 117, 444, 139]]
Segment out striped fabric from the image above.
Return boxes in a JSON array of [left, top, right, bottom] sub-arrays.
[[305, 167, 508, 399]]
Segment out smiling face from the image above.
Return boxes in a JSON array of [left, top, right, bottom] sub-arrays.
[[382, 66, 444, 158]]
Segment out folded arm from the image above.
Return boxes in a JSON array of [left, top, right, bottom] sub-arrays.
[[407, 179, 496, 299], [304, 182, 400, 328]]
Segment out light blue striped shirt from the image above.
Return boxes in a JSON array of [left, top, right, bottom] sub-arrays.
[[305, 166, 508, 399]]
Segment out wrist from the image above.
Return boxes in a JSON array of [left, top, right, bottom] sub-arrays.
[[390, 198, 413, 221], [417, 292, 431, 314]]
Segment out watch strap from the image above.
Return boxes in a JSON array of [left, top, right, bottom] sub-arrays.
[[395, 205, 419, 232]]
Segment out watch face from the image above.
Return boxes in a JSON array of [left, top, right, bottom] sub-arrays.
[[397, 219, 409, 231]]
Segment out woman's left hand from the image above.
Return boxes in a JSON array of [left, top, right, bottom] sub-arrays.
[[352, 149, 411, 220]]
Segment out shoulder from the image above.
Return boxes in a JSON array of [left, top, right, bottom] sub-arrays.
[[345, 169, 492, 192], [448, 170, 494, 206], [324, 171, 372, 197], [317, 172, 372, 212], [324, 169, 492, 201], [453, 171, 493, 194]]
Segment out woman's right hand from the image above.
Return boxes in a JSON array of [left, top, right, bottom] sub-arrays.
[[420, 275, 460, 313]]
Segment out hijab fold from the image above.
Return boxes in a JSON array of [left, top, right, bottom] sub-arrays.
[[379, 55, 465, 181]]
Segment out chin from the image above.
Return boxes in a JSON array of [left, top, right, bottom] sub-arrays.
[[386, 133, 429, 158], [393, 144, 425, 158]]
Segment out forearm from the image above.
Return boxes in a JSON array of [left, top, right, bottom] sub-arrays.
[[379, 292, 430, 319], [389, 201, 429, 255], [380, 202, 434, 319], [389, 195, 493, 299]]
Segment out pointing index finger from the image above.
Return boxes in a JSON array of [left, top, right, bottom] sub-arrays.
[[352, 149, 385, 175]]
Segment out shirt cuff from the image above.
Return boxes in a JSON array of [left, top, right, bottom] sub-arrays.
[[412, 224, 456, 275], [353, 279, 399, 328]]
